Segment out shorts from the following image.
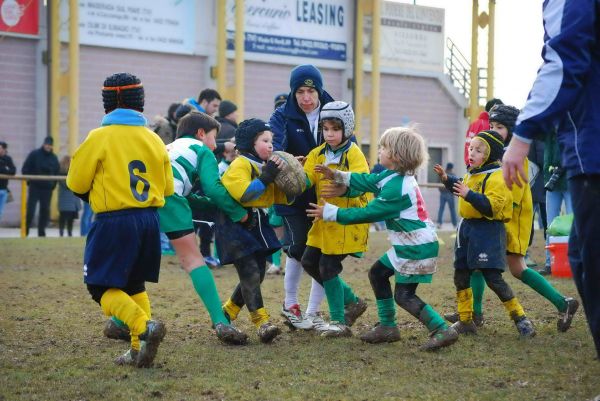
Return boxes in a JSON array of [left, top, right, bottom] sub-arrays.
[[158, 194, 194, 234], [84, 208, 161, 287], [268, 206, 283, 227], [454, 219, 506, 271], [281, 213, 312, 261]]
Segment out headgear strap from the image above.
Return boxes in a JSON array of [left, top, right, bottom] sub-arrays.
[[102, 83, 143, 108]]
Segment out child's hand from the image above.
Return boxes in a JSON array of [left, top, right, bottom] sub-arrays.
[[295, 156, 307, 166], [269, 154, 285, 170], [314, 164, 335, 180], [307, 202, 325, 220], [321, 182, 347, 198], [452, 181, 470, 198], [433, 164, 448, 182]]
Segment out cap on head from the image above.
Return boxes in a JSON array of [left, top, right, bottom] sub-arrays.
[[289, 64, 323, 95], [43, 136, 54, 146], [274, 93, 288, 109], [235, 118, 271, 152], [485, 98, 503, 112], [474, 130, 505, 164], [446, 162, 454, 170], [102, 72, 144, 113], [320, 101, 355, 140], [488, 104, 520, 138], [218, 100, 238, 118], [0, 141, 7, 150]]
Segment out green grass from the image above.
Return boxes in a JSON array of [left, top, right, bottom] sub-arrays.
[[1, 232, 599, 401]]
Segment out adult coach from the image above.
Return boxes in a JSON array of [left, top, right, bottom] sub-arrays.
[[502, 0, 600, 361]]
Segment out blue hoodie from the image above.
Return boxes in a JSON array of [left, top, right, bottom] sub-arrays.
[[514, 0, 600, 178]]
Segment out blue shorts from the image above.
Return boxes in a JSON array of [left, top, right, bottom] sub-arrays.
[[84, 208, 161, 287], [281, 213, 312, 261], [454, 219, 506, 271]]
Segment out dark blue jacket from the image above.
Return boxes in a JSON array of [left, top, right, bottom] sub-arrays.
[[269, 90, 335, 215], [514, 0, 600, 178]]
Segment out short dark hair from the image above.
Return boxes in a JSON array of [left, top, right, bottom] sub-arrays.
[[0, 141, 7, 149], [198, 89, 222, 104], [176, 111, 221, 138]]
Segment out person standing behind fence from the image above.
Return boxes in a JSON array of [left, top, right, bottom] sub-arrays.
[[57, 155, 80, 237], [0, 141, 16, 223], [436, 162, 457, 229], [22, 136, 60, 237]]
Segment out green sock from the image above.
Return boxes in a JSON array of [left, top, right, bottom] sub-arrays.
[[323, 276, 345, 323], [111, 316, 128, 329], [419, 304, 448, 333], [470, 270, 485, 315], [376, 298, 396, 327], [340, 277, 359, 305], [272, 249, 281, 267], [189, 265, 228, 325], [521, 268, 567, 311]]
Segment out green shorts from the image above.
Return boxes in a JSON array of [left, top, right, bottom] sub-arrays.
[[158, 194, 194, 234]]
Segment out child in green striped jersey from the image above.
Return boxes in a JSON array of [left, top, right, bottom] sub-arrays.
[[309, 126, 458, 351]]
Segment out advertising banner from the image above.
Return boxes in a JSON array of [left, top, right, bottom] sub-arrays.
[[0, 0, 39, 36], [226, 0, 351, 62], [60, 0, 196, 54], [365, 2, 444, 72]]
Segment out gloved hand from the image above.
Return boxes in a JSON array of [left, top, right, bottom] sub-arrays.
[[258, 160, 280, 186]]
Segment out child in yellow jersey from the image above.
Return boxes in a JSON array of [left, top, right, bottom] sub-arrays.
[[301, 101, 369, 337], [434, 130, 536, 338], [449, 105, 579, 333], [67, 73, 174, 367], [218, 118, 291, 343]]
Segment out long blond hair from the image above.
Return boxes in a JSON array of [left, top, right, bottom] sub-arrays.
[[379, 126, 428, 175]]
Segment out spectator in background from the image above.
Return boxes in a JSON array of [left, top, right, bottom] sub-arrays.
[[22, 136, 60, 237], [273, 93, 288, 110], [57, 155, 81, 237], [0, 141, 16, 223], [464, 98, 503, 166], [525, 138, 547, 268], [180, 88, 222, 117], [151, 103, 180, 145], [216, 100, 238, 142], [540, 131, 572, 275], [436, 162, 457, 229], [80, 203, 94, 236]]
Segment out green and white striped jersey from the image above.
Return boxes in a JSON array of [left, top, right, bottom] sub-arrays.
[[323, 169, 439, 275]]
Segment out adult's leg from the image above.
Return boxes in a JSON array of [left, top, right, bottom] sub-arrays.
[[37, 189, 52, 237], [0, 189, 7, 222], [59, 212, 66, 236], [25, 187, 40, 236], [569, 175, 600, 358], [437, 195, 447, 226]]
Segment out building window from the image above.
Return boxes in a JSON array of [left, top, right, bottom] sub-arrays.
[[427, 147, 444, 183]]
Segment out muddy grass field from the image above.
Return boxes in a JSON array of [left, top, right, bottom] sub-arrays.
[[1, 231, 599, 401]]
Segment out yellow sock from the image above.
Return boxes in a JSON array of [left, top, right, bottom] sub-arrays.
[[503, 297, 525, 321], [223, 298, 241, 321], [457, 288, 473, 323], [130, 291, 152, 319], [249, 307, 270, 328], [100, 289, 148, 351]]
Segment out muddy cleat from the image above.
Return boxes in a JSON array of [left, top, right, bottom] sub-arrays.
[[104, 318, 131, 342], [257, 322, 281, 343], [344, 298, 367, 327], [320, 321, 352, 338], [514, 316, 536, 338], [136, 320, 167, 368], [557, 297, 579, 332], [281, 304, 313, 330], [306, 313, 329, 332], [215, 323, 248, 345], [450, 320, 477, 335], [444, 312, 484, 327], [359, 324, 401, 344], [420, 326, 459, 352], [114, 348, 138, 366]]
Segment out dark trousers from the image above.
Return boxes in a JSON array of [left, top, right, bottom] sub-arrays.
[[230, 253, 267, 313], [301, 245, 346, 284], [569, 175, 600, 359], [26, 187, 52, 237], [59, 211, 77, 236]]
